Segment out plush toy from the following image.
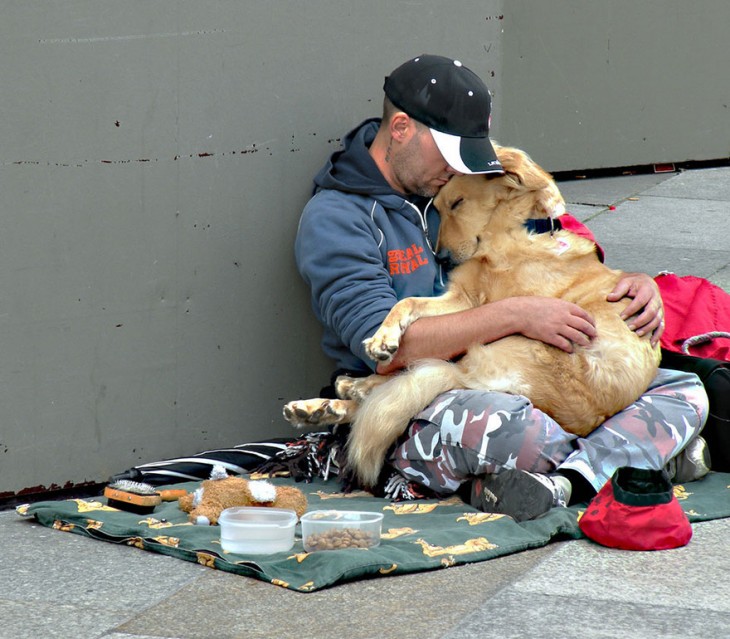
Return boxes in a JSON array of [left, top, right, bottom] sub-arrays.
[[178, 465, 308, 525]]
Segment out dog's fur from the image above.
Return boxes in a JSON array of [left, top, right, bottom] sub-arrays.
[[284, 146, 661, 488]]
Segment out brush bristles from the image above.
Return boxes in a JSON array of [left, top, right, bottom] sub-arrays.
[[107, 479, 158, 495]]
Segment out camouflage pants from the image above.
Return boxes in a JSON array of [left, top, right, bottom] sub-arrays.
[[389, 368, 709, 494]]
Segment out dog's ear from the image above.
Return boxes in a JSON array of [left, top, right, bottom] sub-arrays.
[[512, 152, 550, 190], [534, 180, 566, 218], [497, 147, 565, 217], [495, 148, 543, 192]]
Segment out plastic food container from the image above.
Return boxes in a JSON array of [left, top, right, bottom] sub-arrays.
[[218, 507, 297, 555], [301, 510, 383, 552]]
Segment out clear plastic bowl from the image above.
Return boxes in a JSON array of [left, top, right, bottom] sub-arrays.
[[301, 510, 383, 552], [218, 506, 297, 555]]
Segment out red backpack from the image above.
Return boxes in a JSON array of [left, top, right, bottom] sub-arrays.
[[655, 272, 730, 361]]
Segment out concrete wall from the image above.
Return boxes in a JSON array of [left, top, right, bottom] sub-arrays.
[[500, 0, 730, 171], [0, 1, 505, 496], [2, 1, 728, 497]]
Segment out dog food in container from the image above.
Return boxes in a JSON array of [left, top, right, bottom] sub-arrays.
[[301, 510, 383, 552], [218, 507, 297, 554]]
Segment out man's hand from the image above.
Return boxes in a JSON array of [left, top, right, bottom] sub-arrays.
[[518, 297, 597, 353], [607, 272, 664, 346]]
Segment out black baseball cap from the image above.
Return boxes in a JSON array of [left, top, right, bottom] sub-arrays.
[[384, 54, 503, 175]]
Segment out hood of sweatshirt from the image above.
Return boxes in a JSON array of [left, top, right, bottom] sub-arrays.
[[312, 118, 431, 212]]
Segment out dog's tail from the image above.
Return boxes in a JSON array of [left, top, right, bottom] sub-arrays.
[[347, 359, 459, 488]]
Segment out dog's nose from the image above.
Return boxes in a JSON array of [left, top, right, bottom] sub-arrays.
[[435, 248, 458, 270]]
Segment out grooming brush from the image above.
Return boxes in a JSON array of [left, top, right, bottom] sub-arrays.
[[104, 480, 187, 514]]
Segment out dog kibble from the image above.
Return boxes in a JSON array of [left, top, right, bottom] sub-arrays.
[[305, 527, 377, 551]]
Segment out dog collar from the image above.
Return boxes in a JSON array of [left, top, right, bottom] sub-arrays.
[[523, 217, 563, 235]]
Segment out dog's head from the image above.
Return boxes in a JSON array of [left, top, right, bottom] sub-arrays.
[[433, 145, 565, 262]]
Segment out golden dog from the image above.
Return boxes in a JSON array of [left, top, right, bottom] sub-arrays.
[[284, 146, 660, 488]]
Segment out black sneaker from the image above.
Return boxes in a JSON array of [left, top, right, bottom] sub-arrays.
[[470, 469, 569, 522]]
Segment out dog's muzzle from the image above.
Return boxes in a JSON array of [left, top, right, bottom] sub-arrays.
[[435, 248, 460, 271]]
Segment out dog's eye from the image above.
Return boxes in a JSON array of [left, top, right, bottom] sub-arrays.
[[450, 197, 464, 211]]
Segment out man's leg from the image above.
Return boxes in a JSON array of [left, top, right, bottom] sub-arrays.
[[558, 368, 709, 493], [389, 369, 708, 520], [484, 368, 710, 517], [389, 389, 576, 494]]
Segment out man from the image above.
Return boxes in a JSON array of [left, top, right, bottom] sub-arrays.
[[295, 54, 709, 521]]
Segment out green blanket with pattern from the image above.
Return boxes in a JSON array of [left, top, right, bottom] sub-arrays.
[[17, 472, 730, 592]]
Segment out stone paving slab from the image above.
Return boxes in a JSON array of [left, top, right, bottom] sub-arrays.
[[445, 518, 730, 639], [587, 196, 730, 252], [643, 167, 730, 201], [558, 172, 673, 207]]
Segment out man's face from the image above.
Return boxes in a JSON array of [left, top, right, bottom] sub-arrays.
[[391, 126, 461, 198]]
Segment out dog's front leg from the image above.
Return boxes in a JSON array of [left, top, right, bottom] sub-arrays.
[[363, 298, 419, 363], [282, 398, 357, 428], [363, 290, 471, 364]]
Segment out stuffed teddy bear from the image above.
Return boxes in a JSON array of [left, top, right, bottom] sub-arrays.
[[178, 465, 308, 525]]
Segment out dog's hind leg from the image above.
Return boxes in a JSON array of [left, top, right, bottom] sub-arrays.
[[335, 373, 391, 402]]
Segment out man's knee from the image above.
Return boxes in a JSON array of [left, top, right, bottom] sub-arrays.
[[430, 389, 533, 415]]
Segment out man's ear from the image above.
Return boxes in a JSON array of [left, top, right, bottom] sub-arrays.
[[389, 112, 414, 142]]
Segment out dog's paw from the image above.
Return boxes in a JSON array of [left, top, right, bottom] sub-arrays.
[[282, 399, 351, 427], [335, 375, 385, 403], [334, 376, 358, 400], [363, 326, 402, 363]]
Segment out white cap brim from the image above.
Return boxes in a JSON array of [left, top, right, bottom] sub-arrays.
[[430, 128, 503, 175]]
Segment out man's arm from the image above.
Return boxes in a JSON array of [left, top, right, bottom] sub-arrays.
[[376, 296, 597, 374], [376, 271, 664, 374]]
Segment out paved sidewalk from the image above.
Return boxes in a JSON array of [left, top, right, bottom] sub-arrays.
[[3, 167, 730, 639]]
